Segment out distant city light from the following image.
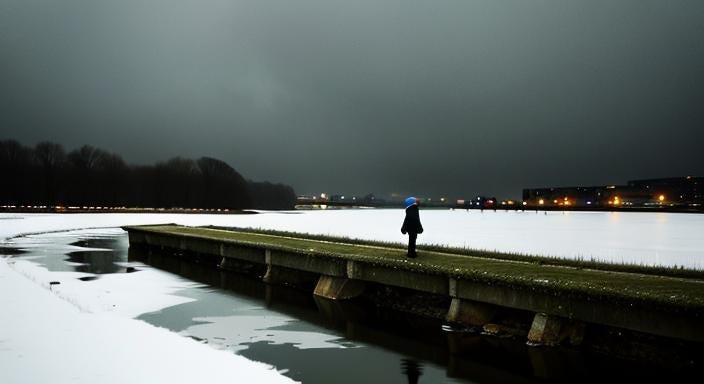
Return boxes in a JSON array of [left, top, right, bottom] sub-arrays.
[[320, 193, 327, 199], [614, 196, 621, 205], [522, 201, 527, 206], [539, 199, 544, 205], [658, 194, 665, 202]]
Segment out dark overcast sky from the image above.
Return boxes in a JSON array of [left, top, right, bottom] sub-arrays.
[[1, 0, 703, 199]]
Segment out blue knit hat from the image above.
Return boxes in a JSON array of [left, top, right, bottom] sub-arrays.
[[404, 197, 416, 209]]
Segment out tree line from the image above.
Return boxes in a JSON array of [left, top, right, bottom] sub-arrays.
[[0, 139, 296, 210]]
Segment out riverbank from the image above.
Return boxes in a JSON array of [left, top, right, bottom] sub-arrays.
[[296, 202, 704, 214], [0, 206, 258, 214], [0, 257, 293, 384]]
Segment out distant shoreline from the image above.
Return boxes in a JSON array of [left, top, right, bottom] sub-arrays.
[[295, 202, 704, 214], [0, 207, 258, 215], [2, 205, 703, 215], [461, 205, 704, 214]]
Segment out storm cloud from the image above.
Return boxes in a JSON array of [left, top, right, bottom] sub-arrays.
[[2, 0, 703, 198]]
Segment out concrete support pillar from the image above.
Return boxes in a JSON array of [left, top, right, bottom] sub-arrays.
[[219, 257, 233, 270], [262, 264, 282, 284], [262, 249, 285, 284], [528, 313, 564, 346], [313, 275, 365, 300], [262, 265, 309, 287], [446, 298, 496, 326], [527, 313, 586, 346]]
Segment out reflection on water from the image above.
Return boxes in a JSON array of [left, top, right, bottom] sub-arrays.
[[9, 229, 696, 383], [11, 232, 135, 278], [131, 248, 483, 383], [130, 247, 688, 383], [66, 250, 125, 274], [401, 359, 423, 384]]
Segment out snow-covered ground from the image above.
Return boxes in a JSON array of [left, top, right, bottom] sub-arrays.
[[2, 210, 704, 268], [1, 226, 455, 383], [1, 210, 702, 383], [0, 215, 299, 384], [0, 257, 294, 384]]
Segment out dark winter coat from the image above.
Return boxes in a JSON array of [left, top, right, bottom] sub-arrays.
[[401, 205, 423, 235]]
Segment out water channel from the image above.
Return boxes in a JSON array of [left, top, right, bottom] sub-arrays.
[[5, 226, 694, 383]]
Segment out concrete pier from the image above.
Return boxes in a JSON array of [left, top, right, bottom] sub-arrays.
[[123, 224, 704, 349], [313, 275, 366, 299]]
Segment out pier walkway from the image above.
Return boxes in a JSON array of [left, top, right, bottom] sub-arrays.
[[123, 224, 704, 345]]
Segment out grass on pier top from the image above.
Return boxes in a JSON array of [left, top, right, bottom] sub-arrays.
[[207, 226, 704, 280], [125, 224, 704, 314]]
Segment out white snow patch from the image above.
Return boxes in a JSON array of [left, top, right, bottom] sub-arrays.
[[0, 258, 295, 384], [7, 258, 199, 318], [184, 308, 360, 352]]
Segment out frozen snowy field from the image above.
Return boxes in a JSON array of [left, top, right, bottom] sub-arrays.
[[2, 209, 704, 268], [1, 210, 703, 383]]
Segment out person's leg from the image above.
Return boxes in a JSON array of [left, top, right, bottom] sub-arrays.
[[408, 233, 417, 257]]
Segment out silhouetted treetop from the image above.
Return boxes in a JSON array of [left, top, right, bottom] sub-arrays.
[[0, 139, 296, 210]]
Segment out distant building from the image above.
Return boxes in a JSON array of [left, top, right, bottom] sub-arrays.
[[627, 177, 702, 205], [360, 193, 376, 204], [522, 186, 607, 207], [456, 196, 497, 209], [522, 176, 702, 207]]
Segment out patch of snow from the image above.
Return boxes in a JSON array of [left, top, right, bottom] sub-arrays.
[[7, 258, 199, 317], [0, 258, 295, 384], [184, 307, 360, 353]]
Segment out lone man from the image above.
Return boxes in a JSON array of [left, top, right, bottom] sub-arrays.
[[401, 196, 423, 258]]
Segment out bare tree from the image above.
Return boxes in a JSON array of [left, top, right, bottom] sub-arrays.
[[34, 142, 67, 205], [1, 140, 296, 210]]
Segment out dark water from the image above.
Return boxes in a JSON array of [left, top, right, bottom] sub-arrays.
[[10, 229, 695, 383]]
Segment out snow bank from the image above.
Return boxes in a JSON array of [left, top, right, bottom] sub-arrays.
[[7, 258, 200, 318], [4, 210, 703, 268], [0, 257, 295, 384]]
